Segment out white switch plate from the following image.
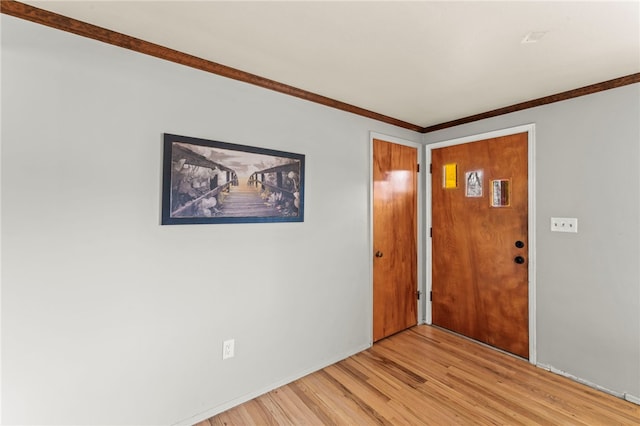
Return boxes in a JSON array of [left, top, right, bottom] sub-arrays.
[[550, 217, 578, 233], [222, 339, 235, 360]]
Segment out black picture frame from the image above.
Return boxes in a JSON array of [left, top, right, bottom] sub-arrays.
[[162, 133, 305, 225]]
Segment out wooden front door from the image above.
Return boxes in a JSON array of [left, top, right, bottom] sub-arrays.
[[431, 132, 529, 358], [373, 139, 418, 342]]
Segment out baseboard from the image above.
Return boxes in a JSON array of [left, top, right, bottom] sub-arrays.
[[173, 342, 372, 426], [624, 393, 640, 405], [536, 362, 638, 404]]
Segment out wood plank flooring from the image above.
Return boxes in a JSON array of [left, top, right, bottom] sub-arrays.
[[197, 325, 640, 425]]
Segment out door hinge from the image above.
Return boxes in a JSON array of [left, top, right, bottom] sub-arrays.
[[430, 227, 432, 238], [430, 291, 433, 302], [430, 163, 433, 174], [416, 290, 421, 300], [417, 163, 420, 173]]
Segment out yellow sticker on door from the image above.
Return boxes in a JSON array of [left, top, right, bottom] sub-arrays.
[[443, 163, 457, 189]]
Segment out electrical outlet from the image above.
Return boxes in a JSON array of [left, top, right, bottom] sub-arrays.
[[222, 339, 235, 360], [550, 217, 578, 233]]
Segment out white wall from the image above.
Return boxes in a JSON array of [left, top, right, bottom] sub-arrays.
[[424, 83, 640, 401], [0, 15, 421, 425]]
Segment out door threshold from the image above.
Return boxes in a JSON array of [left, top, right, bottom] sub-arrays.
[[429, 324, 529, 362]]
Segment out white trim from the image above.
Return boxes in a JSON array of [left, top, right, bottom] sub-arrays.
[[369, 132, 425, 344], [536, 363, 637, 403], [625, 393, 640, 405], [424, 124, 537, 364]]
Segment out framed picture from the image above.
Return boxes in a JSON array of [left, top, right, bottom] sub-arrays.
[[162, 133, 304, 225]]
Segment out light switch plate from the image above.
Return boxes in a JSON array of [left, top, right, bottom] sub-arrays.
[[550, 217, 578, 233]]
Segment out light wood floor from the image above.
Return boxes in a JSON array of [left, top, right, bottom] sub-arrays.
[[197, 325, 639, 425]]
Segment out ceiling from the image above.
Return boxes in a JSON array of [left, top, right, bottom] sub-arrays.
[[22, 1, 640, 129]]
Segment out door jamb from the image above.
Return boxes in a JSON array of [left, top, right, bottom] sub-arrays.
[[369, 132, 424, 345], [425, 124, 537, 364]]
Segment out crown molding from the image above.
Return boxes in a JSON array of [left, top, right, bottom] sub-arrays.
[[0, 0, 423, 132], [2, 1, 638, 135], [422, 73, 640, 133]]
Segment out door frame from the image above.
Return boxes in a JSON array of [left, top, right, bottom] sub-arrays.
[[425, 124, 537, 364], [369, 132, 425, 345]]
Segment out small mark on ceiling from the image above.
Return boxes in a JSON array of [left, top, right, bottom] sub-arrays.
[[521, 31, 548, 44]]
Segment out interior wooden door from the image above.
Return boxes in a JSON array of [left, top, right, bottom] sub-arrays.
[[373, 139, 418, 342], [431, 132, 529, 358]]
